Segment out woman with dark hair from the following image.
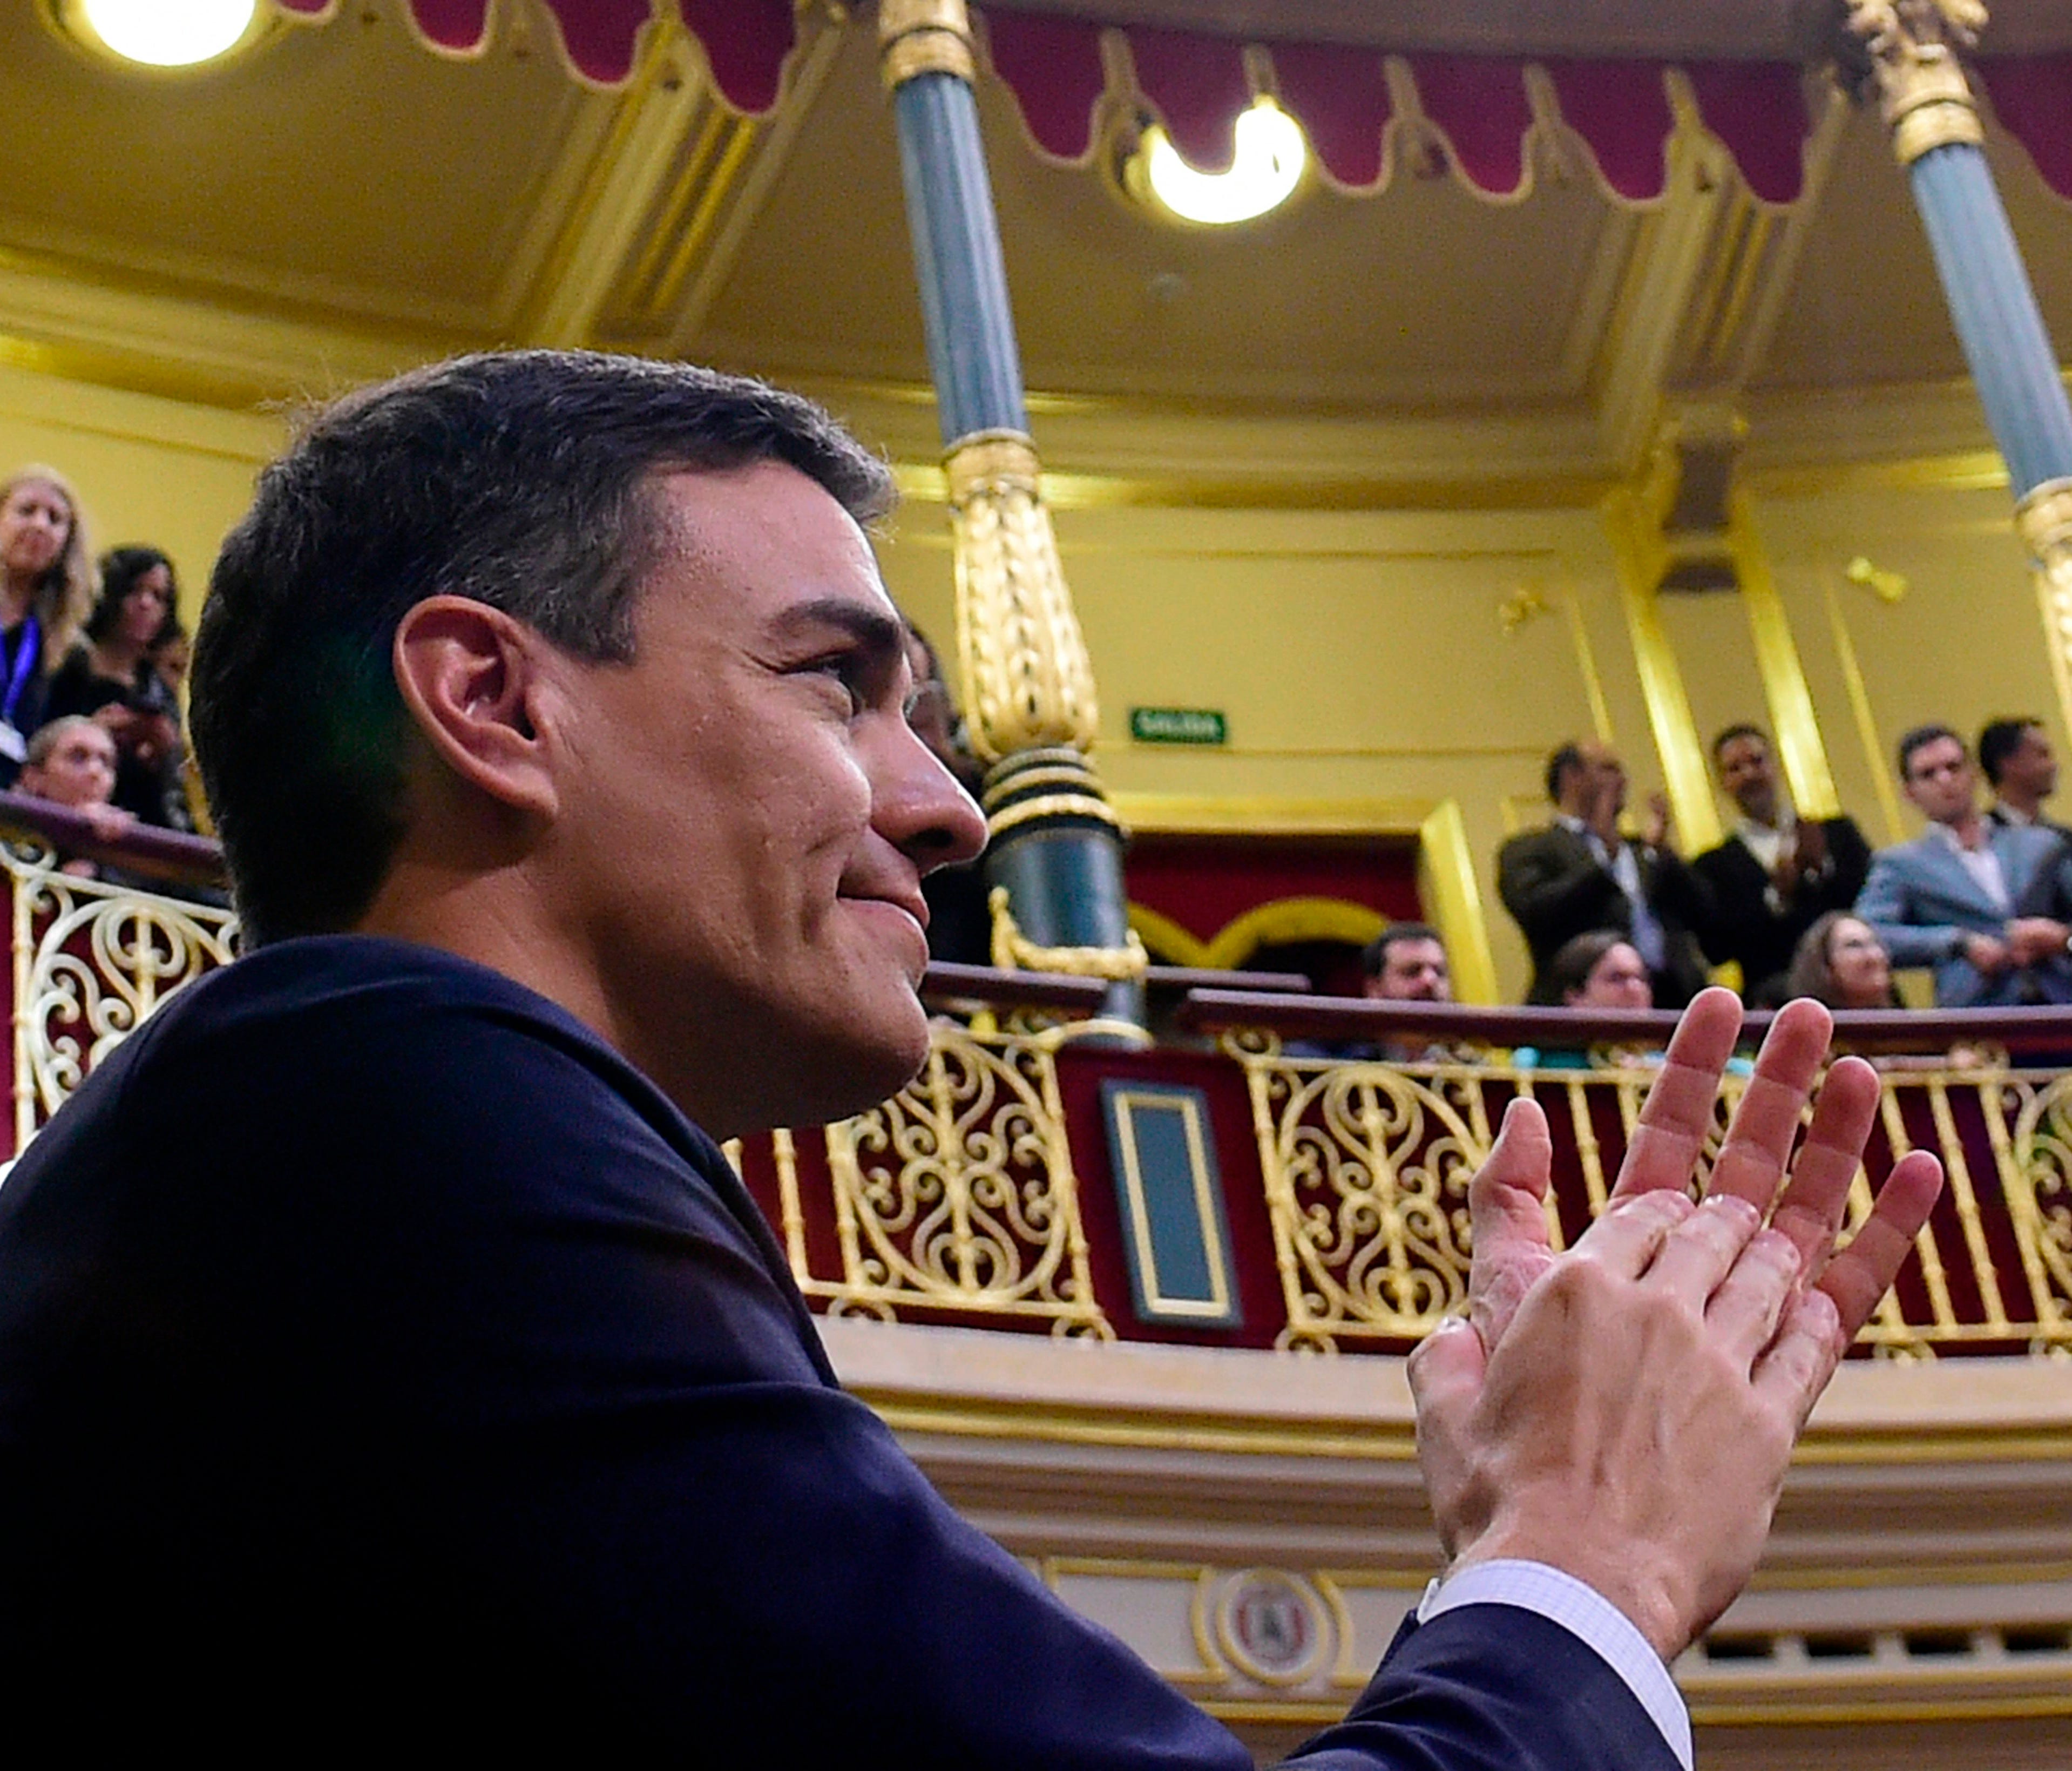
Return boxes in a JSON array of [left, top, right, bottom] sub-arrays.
[[1785, 911, 1901, 1011], [1545, 930, 1656, 1009], [42, 546, 191, 828], [0, 465, 98, 782]]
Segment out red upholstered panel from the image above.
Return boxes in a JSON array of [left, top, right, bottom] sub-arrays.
[[1542, 59, 1673, 203], [399, 0, 489, 52], [1980, 53, 2072, 204], [1124, 24, 1251, 173], [1684, 62, 1809, 206], [1272, 40, 1392, 192], [978, 8, 1109, 163], [1404, 55, 1533, 199], [675, 0, 794, 111], [1126, 834, 1423, 947]]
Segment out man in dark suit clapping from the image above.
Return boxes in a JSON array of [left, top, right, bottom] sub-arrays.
[[1692, 725, 1872, 1006]]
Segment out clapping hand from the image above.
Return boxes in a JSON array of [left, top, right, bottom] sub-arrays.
[[1409, 990, 1942, 1660]]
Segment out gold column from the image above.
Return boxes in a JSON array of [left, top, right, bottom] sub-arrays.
[[1729, 498, 1842, 821], [2018, 479, 2072, 745], [1842, 1, 1986, 165]]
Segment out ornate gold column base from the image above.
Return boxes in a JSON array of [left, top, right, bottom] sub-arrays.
[[947, 429, 1102, 765], [878, 0, 976, 90], [1843, 0, 1987, 165], [2017, 478, 2072, 746]]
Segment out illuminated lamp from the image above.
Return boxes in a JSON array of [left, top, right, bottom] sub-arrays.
[[1136, 98, 1306, 226], [65, 0, 262, 69]]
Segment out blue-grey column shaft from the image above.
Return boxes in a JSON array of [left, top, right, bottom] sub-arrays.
[[893, 72, 1028, 446], [1909, 142, 2072, 498], [882, 19, 1138, 1015]]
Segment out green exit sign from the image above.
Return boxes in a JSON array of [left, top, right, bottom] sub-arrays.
[[1130, 707, 1228, 746]]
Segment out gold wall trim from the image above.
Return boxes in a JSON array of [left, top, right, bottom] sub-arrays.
[[1730, 496, 1841, 820], [1603, 487, 1724, 851], [1418, 799, 1500, 1005], [861, 1396, 1420, 1462], [1822, 569, 1910, 844]]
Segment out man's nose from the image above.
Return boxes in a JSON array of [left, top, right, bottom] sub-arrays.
[[878, 726, 987, 871]]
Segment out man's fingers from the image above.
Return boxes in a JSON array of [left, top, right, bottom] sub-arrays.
[[1703, 1227, 1804, 1368], [1816, 1150, 1945, 1339], [1610, 988, 1742, 1205], [1464, 1097, 1556, 1352], [1570, 1187, 1697, 1280], [1752, 1286, 1846, 1428], [1762, 1056, 1882, 1285], [1702, 998, 1832, 1214], [1641, 1193, 1764, 1306]]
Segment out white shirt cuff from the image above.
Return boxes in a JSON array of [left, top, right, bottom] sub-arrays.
[[1417, 1560, 1693, 1771]]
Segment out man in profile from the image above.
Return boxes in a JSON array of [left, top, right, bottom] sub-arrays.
[[0, 353, 1938, 1763], [1980, 715, 2070, 842]]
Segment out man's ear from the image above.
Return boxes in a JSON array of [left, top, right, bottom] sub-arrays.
[[392, 597, 558, 820]]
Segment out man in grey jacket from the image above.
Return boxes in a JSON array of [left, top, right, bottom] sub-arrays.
[[1857, 724, 2072, 1006]]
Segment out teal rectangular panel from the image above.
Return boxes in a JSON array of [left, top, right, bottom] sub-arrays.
[[1099, 1080, 1240, 1326]]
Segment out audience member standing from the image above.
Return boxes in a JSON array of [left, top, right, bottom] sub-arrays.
[[0, 467, 97, 785], [1979, 716, 2070, 842], [1692, 724, 1872, 1005], [1857, 724, 2072, 1005], [1498, 740, 1711, 1006], [43, 547, 189, 828]]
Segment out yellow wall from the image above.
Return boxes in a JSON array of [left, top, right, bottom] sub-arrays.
[[7, 354, 2056, 1005], [0, 362, 283, 629]]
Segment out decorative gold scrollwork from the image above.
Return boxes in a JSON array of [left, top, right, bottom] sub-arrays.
[[947, 430, 1101, 762], [5, 842, 239, 1151], [988, 885, 1147, 982], [814, 1020, 1111, 1337], [1842, 0, 1987, 164]]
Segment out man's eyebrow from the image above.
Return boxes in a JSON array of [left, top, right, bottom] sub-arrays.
[[768, 599, 906, 661]]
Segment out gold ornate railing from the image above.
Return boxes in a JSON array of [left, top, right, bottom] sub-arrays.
[[4, 806, 2071, 1363], [5, 835, 238, 1155], [760, 1022, 1109, 1337]]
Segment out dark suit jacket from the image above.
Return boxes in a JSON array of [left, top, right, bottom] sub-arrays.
[[0, 937, 1677, 1767], [1691, 815, 1873, 1005], [1498, 823, 1713, 1006]]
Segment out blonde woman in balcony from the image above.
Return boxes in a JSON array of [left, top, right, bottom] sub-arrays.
[[0, 465, 96, 783]]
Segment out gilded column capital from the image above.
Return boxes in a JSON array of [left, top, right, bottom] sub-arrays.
[[878, 0, 976, 91], [2015, 476, 2072, 559], [945, 429, 1101, 762], [1842, 0, 1988, 164]]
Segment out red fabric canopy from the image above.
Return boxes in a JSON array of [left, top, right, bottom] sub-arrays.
[[264, 2, 2072, 208]]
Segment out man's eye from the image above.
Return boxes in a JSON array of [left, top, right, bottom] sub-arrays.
[[803, 656, 865, 714]]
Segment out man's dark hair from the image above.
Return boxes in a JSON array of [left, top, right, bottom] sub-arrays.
[[1711, 722, 1766, 762], [193, 350, 895, 945], [1897, 723, 1963, 781], [1546, 929, 1631, 1003], [1978, 717, 2042, 788], [1545, 742, 1583, 804], [1362, 922, 1443, 978], [87, 546, 176, 646]]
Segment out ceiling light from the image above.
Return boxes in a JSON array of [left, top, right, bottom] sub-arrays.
[[71, 0, 260, 68], [1141, 99, 1306, 226]]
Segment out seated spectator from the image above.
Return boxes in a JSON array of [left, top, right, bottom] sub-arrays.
[[1511, 934, 1650, 1071], [0, 466, 98, 785], [1979, 716, 2070, 841], [1693, 724, 1871, 1005], [1857, 724, 2072, 1006], [42, 546, 191, 829], [903, 621, 990, 966], [1547, 931, 1655, 1009], [1292, 923, 1464, 1064], [1784, 911, 1902, 1011], [16, 715, 135, 877], [1497, 739, 1711, 1006], [148, 614, 191, 700]]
